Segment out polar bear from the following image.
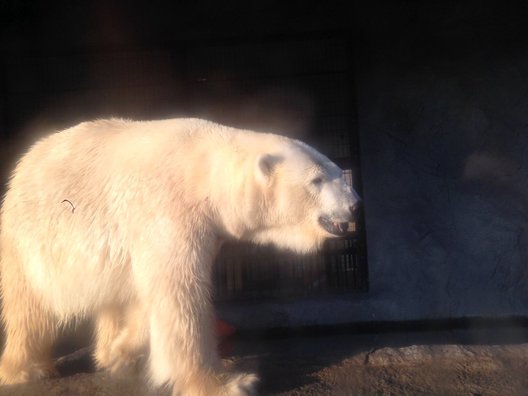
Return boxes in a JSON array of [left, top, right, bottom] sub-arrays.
[[0, 118, 360, 395]]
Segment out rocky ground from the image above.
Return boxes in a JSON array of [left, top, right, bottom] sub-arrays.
[[1, 325, 527, 396]]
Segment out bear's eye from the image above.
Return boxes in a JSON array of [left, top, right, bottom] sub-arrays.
[[311, 177, 323, 186]]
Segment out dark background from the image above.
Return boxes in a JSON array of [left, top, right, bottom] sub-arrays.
[[2, 0, 528, 329]]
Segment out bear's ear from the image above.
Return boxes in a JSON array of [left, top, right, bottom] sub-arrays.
[[256, 154, 282, 186]]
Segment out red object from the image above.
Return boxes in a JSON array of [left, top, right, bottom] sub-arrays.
[[216, 319, 236, 338], [216, 319, 235, 356]]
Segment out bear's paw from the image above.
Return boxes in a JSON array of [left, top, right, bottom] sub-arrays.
[[221, 372, 259, 396], [0, 360, 58, 385]]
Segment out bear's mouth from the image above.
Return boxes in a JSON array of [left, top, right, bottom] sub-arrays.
[[318, 216, 350, 237]]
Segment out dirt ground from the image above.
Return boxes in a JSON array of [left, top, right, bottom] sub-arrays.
[[1, 326, 527, 396]]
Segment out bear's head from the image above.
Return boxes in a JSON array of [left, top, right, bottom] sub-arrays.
[[245, 138, 361, 254]]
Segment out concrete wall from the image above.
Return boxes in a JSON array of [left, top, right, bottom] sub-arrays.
[[357, 1, 528, 319]]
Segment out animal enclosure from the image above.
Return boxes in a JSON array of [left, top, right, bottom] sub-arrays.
[[1, 32, 369, 302]]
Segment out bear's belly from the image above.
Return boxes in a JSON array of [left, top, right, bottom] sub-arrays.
[[23, 247, 134, 317]]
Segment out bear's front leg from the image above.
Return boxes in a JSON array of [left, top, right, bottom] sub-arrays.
[[135, 242, 258, 396]]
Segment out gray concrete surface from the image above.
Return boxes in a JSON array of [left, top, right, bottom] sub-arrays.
[[1, 326, 527, 396]]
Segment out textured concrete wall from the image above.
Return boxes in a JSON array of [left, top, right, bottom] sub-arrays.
[[356, 1, 528, 321]]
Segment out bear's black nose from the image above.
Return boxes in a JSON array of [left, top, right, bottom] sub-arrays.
[[349, 201, 362, 222]]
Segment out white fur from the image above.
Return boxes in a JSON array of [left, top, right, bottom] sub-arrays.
[[0, 118, 359, 395]]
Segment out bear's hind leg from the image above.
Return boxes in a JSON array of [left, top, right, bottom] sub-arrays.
[[0, 278, 58, 384]]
